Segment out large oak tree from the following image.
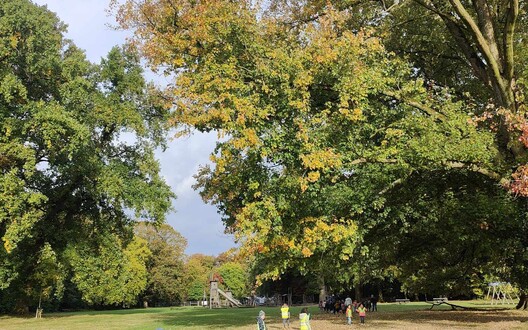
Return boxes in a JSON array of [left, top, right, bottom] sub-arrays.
[[0, 0, 174, 312], [113, 0, 528, 302]]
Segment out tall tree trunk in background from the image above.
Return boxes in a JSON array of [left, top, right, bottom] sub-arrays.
[[318, 273, 326, 303], [355, 283, 362, 301], [516, 293, 527, 310]]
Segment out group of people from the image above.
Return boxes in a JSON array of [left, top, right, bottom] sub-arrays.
[[257, 295, 378, 328], [320, 294, 378, 325], [256, 303, 311, 330], [345, 302, 367, 325]]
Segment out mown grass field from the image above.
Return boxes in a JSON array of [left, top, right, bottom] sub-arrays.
[[0, 301, 527, 330]]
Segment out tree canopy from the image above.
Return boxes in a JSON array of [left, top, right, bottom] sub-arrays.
[[113, 0, 528, 298], [0, 0, 174, 312], [135, 222, 187, 305]]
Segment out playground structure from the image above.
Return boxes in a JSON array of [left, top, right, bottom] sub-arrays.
[[209, 280, 242, 308], [486, 282, 518, 305]]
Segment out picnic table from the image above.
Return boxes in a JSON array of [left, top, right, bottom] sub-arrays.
[[426, 298, 470, 310], [395, 299, 410, 304]]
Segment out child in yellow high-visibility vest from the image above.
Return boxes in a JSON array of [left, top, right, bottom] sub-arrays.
[[357, 303, 367, 324], [281, 303, 290, 328], [299, 307, 311, 330], [346, 304, 353, 325]]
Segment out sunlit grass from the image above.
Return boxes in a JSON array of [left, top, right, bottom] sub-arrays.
[[0, 301, 525, 330]]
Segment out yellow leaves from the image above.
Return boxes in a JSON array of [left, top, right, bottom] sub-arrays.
[[210, 148, 233, 174], [243, 128, 259, 146], [385, 128, 405, 139], [285, 216, 358, 261], [299, 178, 309, 192], [300, 149, 342, 170], [3, 238, 12, 254], [298, 150, 341, 189], [231, 128, 261, 150], [339, 107, 364, 122], [5, 125, 12, 138], [288, 99, 308, 111], [307, 171, 320, 182], [9, 33, 20, 49]]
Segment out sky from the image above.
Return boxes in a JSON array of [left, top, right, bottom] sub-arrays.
[[31, 0, 237, 256]]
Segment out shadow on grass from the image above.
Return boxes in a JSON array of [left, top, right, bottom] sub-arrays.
[[3, 306, 294, 329], [2, 307, 169, 319], [4, 303, 525, 329], [153, 306, 308, 328], [317, 309, 528, 328]]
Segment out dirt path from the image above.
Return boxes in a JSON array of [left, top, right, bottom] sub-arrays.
[[235, 309, 528, 330]]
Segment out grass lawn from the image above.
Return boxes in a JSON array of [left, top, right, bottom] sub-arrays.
[[0, 301, 527, 330]]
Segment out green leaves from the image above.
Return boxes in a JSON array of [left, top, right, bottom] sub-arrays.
[[0, 1, 174, 312], [66, 235, 150, 306], [135, 222, 187, 305], [115, 0, 528, 295], [217, 262, 249, 298]]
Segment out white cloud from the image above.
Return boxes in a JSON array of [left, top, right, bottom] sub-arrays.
[[32, 0, 237, 256]]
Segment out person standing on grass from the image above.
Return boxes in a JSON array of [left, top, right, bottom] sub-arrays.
[[281, 303, 290, 328], [346, 304, 353, 325], [370, 294, 378, 312], [357, 303, 367, 325], [299, 307, 311, 330], [257, 310, 267, 330]]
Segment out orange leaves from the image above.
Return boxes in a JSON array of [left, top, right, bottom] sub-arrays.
[[470, 107, 528, 196], [301, 247, 312, 257], [510, 165, 528, 196], [113, 0, 256, 71]]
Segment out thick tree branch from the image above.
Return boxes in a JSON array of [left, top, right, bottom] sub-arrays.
[[350, 158, 509, 188], [448, 0, 512, 107], [413, 0, 456, 21], [472, 0, 501, 70], [503, 0, 519, 83], [445, 161, 509, 186], [411, 1, 491, 87], [350, 158, 398, 165], [381, 90, 447, 121]]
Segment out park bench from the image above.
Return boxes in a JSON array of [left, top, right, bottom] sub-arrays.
[[395, 299, 410, 304]]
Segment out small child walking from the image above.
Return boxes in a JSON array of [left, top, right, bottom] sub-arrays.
[[281, 303, 290, 328], [257, 310, 267, 330], [346, 304, 353, 325], [357, 303, 367, 325]]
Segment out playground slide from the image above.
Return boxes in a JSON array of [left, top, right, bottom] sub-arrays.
[[217, 288, 242, 307]]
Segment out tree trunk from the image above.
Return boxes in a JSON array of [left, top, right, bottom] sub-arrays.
[[355, 283, 362, 301], [516, 293, 527, 310], [318, 273, 326, 303]]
